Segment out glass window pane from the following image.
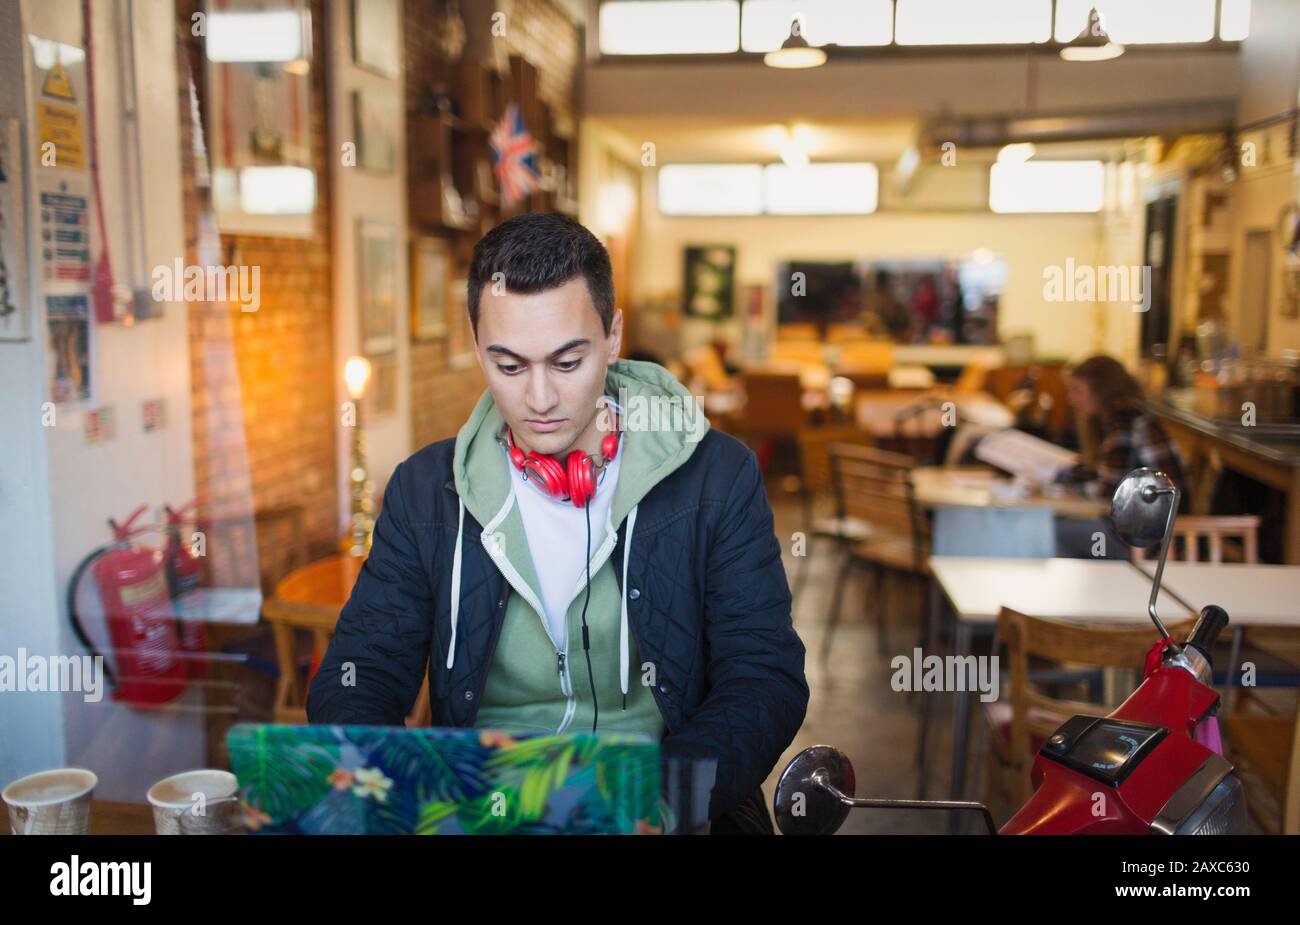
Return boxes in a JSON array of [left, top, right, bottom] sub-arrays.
[[1220, 0, 1251, 41], [989, 161, 1104, 213], [600, 1, 741, 55], [896, 0, 1052, 45], [764, 163, 879, 214], [1054, 0, 1216, 44], [659, 164, 764, 215], [741, 0, 893, 51]]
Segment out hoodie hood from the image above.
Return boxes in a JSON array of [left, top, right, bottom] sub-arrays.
[[444, 359, 709, 699]]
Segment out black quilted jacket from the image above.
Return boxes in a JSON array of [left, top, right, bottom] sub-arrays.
[[306, 428, 809, 823]]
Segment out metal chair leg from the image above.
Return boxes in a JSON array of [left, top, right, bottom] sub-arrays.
[[820, 549, 857, 666]]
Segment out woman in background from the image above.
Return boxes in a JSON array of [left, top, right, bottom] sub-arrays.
[[1054, 354, 1184, 557]]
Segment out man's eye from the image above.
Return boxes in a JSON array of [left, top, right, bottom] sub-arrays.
[[554, 359, 581, 372], [497, 364, 523, 376]]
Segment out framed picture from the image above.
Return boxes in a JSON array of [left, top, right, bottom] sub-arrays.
[[353, 90, 399, 173], [206, 0, 316, 237], [410, 236, 449, 341], [357, 220, 398, 355], [352, 0, 400, 78], [682, 245, 736, 319], [446, 276, 475, 368]]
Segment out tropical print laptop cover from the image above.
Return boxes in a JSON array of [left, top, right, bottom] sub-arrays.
[[226, 723, 662, 835]]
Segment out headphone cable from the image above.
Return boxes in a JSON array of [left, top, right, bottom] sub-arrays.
[[579, 483, 598, 733]]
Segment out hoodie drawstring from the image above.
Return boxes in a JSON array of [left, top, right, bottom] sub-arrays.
[[619, 504, 638, 705], [446, 496, 465, 671]]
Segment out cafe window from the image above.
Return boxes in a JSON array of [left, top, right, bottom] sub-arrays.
[[895, 0, 1052, 45], [763, 163, 879, 215], [988, 160, 1105, 214], [599, 0, 740, 55], [658, 162, 879, 215], [658, 164, 764, 215], [740, 0, 893, 51], [1219, 0, 1252, 42], [1054, 0, 1218, 44]]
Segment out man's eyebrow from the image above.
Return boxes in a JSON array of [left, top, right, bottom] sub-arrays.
[[485, 339, 591, 362]]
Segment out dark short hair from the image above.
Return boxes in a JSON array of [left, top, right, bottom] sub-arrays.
[[467, 212, 614, 337]]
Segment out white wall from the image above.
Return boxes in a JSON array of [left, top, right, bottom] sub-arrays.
[[328, 0, 410, 532], [0, 0, 66, 784]]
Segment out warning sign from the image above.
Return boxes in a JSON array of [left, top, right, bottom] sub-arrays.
[[42, 62, 75, 100], [35, 101, 85, 169]]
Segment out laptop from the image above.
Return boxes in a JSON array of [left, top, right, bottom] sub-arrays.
[[226, 723, 662, 835]]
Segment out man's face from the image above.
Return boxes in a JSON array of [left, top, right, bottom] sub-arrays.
[[475, 276, 622, 458]]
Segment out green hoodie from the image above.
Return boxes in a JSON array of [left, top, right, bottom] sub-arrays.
[[451, 359, 709, 737]]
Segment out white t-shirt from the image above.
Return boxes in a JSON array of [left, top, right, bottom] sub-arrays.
[[509, 446, 622, 651]]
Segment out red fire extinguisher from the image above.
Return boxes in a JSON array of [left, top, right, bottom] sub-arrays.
[[69, 505, 188, 706], [163, 500, 209, 679]]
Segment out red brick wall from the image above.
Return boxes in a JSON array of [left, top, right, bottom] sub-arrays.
[[177, 0, 340, 566]]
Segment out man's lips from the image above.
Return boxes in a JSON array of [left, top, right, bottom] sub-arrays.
[[524, 418, 566, 433]]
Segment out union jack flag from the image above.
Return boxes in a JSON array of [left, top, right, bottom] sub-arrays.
[[489, 103, 540, 208]]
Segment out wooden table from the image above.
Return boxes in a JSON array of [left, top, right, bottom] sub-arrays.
[[912, 466, 1107, 519], [268, 553, 364, 619], [3, 800, 155, 835], [262, 553, 366, 722]]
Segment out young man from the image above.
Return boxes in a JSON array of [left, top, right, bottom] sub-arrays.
[[307, 212, 808, 833]]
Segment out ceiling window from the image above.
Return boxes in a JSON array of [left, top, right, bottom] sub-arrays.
[[659, 163, 879, 215], [895, 0, 1052, 45], [989, 161, 1105, 213], [1219, 0, 1252, 42], [1054, 0, 1217, 44], [740, 0, 893, 51], [599, 1, 740, 55], [764, 163, 879, 214], [600, 0, 1246, 55]]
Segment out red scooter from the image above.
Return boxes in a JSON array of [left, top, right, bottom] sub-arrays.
[[775, 468, 1248, 836]]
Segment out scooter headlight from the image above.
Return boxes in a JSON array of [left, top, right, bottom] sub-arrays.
[[1151, 755, 1248, 835], [1172, 774, 1247, 835]]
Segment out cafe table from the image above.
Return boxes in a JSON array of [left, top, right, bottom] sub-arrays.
[[926, 556, 1193, 826]]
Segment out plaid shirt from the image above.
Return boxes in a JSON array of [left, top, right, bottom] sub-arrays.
[[1061, 410, 1184, 499]]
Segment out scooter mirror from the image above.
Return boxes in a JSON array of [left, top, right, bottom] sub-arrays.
[[1110, 468, 1176, 549], [773, 745, 855, 835]]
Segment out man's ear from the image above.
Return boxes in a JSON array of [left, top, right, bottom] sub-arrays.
[[606, 309, 624, 362]]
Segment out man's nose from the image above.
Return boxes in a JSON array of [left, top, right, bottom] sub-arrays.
[[525, 367, 558, 414]]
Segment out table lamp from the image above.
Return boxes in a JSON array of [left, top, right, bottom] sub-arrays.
[[344, 356, 375, 557]]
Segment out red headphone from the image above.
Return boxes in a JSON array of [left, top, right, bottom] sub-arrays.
[[500, 415, 621, 508]]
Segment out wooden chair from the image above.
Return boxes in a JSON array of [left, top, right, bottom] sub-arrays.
[[985, 607, 1195, 815], [1130, 515, 1260, 565], [738, 370, 811, 476], [821, 443, 926, 662], [776, 323, 819, 341], [790, 427, 874, 608]]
